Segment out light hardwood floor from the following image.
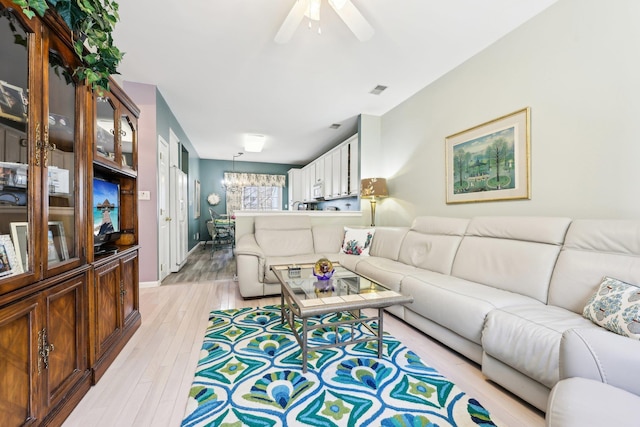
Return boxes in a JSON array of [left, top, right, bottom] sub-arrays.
[[63, 247, 545, 427]]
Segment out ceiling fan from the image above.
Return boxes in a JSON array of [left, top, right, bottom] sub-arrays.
[[275, 0, 374, 44]]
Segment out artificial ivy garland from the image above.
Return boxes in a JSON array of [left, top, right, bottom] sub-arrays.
[[11, 0, 123, 93]]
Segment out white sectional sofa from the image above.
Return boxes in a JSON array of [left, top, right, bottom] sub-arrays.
[[545, 328, 640, 427], [235, 214, 640, 416]]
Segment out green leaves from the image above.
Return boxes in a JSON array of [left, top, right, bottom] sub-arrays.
[[12, 0, 123, 93], [12, 0, 50, 20]]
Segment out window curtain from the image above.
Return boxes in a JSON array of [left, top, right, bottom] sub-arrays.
[[224, 172, 285, 215]]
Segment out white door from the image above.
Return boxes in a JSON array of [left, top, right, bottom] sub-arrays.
[[168, 129, 189, 272], [178, 170, 188, 262], [170, 167, 188, 272], [158, 136, 170, 281]]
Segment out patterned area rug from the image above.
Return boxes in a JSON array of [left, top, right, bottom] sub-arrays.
[[181, 305, 498, 426]]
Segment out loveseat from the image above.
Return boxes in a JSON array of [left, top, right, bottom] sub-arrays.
[[235, 214, 640, 416]]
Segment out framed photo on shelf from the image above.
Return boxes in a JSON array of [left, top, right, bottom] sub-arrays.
[[0, 234, 23, 277], [10, 222, 28, 273], [47, 221, 69, 263], [0, 80, 27, 121], [445, 107, 531, 204]]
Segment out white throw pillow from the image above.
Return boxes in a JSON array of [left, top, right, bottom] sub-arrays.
[[341, 227, 375, 256], [583, 276, 640, 340]]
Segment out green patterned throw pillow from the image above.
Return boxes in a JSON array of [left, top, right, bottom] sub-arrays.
[[583, 276, 640, 340], [341, 227, 375, 256]]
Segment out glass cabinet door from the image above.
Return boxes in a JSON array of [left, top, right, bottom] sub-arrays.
[[95, 95, 117, 164], [0, 7, 36, 290], [44, 36, 81, 275], [120, 112, 136, 172]]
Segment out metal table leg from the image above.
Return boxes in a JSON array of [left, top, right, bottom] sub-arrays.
[[378, 307, 384, 358], [302, 318, 308, 373]]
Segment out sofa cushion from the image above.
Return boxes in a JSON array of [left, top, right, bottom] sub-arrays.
[[451, 216, 571, 303], [482, 305, 597, 388], [397, 216, 469, 275], [337, 252, 364, 272], [547, 378, 640, 427], [368, 227, 410, 260], [559, 327, 640, 396], [464, 216, 571, 245], [548, 219, 640, 313], [341, 227, 375, 255], [312, 225, 346, 254], [402, 272, 539, 345], [255, 215, 314, 257], [583, 276, 640, 339], [352, 257, 420, 293]]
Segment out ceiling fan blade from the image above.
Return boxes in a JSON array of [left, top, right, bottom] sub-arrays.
[[329, 0, 374, 41], [275, 0, 309, 44]]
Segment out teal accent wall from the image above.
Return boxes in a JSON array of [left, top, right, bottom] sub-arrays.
[[198, 159, 298, 240], [155, 89, 201, 250]]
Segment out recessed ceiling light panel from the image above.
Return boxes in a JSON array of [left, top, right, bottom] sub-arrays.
[[244, 134, 265, 152]]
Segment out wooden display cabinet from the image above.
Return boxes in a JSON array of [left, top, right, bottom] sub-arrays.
[[0, 2, 141, 424], [89, 249, 140, 383], [88, 81, 140, 382], [93, 84, 138, 176], [0, 271, 90, 427]]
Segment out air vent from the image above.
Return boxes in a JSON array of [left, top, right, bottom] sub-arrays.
[[329, 123, 341, 129], [370, 85, 388, 95]]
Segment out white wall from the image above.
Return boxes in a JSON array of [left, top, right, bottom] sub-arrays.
[[377, 0, 640, 225]]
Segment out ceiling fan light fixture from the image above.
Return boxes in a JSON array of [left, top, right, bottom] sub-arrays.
[[275, 0, 373, 43], [305, 0, 321, 21], [328, 0, 347, 10]]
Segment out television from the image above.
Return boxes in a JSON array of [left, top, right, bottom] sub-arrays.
[[93, 177, 120, 252]]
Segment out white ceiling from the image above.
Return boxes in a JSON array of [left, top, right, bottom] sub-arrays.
[[112, 0, 557, 165]]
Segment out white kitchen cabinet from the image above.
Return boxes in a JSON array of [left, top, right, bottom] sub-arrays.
[[332, 149, 342, 197], [340, 144, 349, 196], [301, 166, 310, 202], [349, 138, 359, 195], [297, 133, 359, 201], [323, 153, 332, 198], [288, 168, 303, 208]]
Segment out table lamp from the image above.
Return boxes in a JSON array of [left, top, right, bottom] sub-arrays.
[[360, 178, 388, 227]]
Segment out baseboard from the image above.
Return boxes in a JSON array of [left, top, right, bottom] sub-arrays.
[[189, 242, 204, 254], [140, 280, 161, 288]]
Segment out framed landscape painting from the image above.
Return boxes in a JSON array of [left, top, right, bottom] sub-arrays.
[[445, 107, 530, 204]]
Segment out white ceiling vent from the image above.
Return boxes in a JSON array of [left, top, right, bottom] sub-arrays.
[[370, 85, 388, 95], [329, 123, 341, 129]]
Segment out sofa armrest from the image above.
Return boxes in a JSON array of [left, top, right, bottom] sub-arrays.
[[560, 327, 640, 396], [235, 234, 265, 258]]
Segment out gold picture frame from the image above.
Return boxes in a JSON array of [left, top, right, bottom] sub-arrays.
[[445, 107, 531, 204]]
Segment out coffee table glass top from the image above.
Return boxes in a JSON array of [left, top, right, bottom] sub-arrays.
[[272, 264, 402, 309]]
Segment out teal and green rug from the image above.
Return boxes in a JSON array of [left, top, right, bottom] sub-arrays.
[[181, 305, 498, 427]]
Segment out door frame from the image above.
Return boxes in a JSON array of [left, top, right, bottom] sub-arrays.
[[157, 135, 170, 282]]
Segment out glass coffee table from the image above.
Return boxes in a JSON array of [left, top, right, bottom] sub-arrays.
[[271, 263, 413, 373]]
